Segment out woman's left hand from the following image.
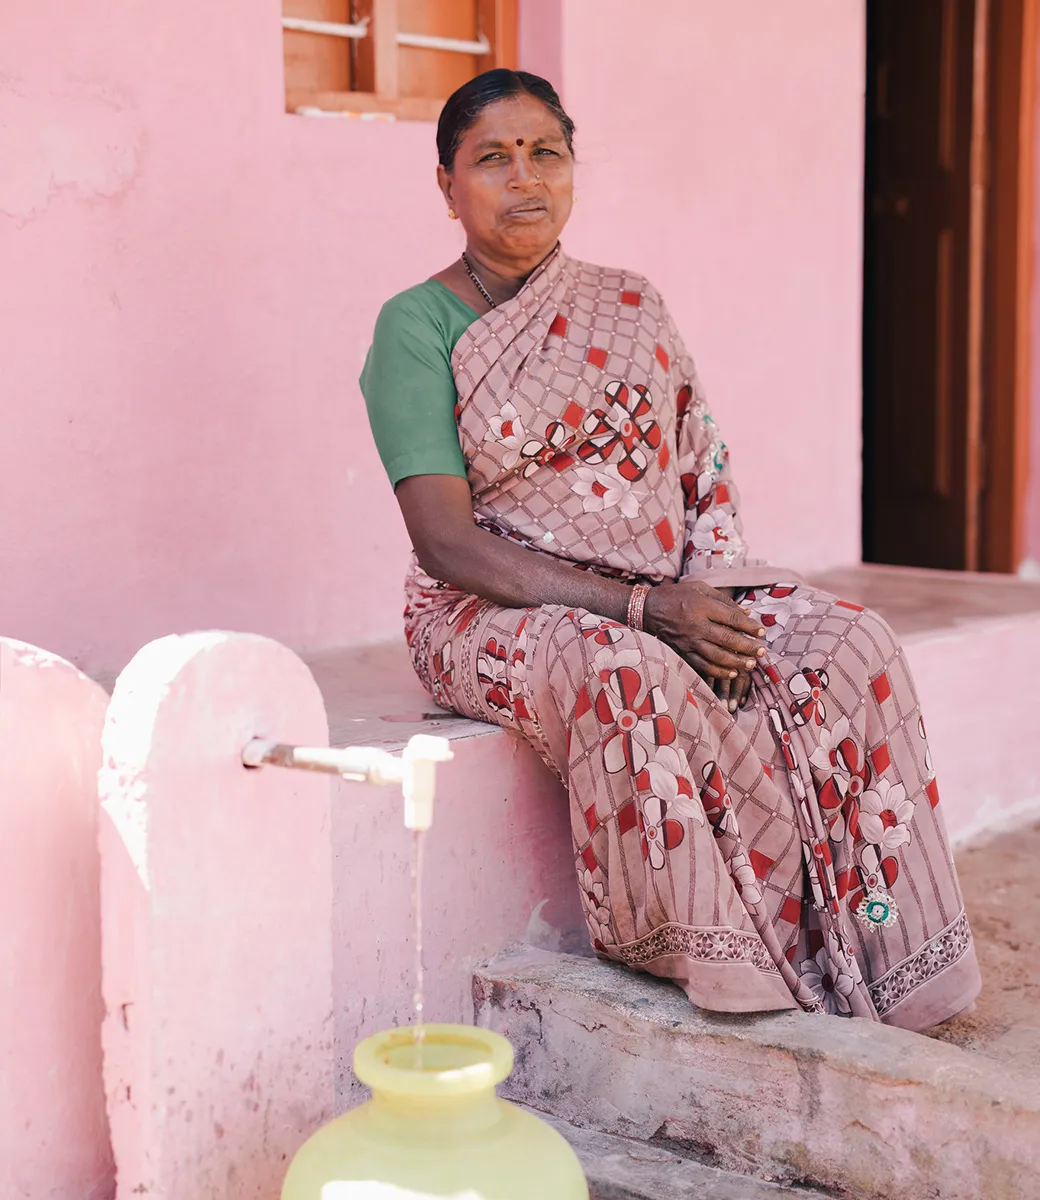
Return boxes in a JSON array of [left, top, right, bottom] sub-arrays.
[[715, 669, 754, 713], [712, 587, 755, 712], [643, 581, 766, 709]]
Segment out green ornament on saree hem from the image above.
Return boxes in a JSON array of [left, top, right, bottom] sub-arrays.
[[855, 891, 900, 932]]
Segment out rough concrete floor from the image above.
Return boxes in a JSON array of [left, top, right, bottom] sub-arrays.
[[929, 821, 1040, 1067]]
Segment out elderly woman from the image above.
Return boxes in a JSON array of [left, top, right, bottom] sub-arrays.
[[361, 70, 979, 1029]]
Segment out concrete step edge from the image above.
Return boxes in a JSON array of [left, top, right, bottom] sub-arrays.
[[476, 947, 1040, 1200], [525, 1105, 840, 1199]]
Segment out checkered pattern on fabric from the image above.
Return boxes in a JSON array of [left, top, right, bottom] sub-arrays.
[[448, 249, 773, 585]]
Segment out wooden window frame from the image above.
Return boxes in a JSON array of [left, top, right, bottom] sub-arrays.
[[284, 0, 518, 121]]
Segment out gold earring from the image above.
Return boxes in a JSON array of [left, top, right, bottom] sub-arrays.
[[448, 208, 458, 220]]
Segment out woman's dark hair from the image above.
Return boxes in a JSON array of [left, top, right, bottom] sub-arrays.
[[437, 69, 576, 171]]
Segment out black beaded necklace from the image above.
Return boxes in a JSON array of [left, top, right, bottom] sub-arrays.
[[461, 252, 497, 310]]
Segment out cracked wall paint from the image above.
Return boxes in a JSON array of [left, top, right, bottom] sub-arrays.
[[0, 82, 141, 220]]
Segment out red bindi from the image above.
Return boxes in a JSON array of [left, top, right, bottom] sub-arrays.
[[516, 137, 524, 146]]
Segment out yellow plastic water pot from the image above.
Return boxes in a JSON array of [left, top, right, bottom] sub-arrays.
[[281, 1023, 588, 1199]]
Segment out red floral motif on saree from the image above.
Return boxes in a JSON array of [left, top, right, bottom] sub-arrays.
[[432, 640, 454, 692], [594, 664, 675, 775], [700, 761, 737, 840], [636, 795, 685, 870], [475, 638, 511, 716], [809, 715, 870, 842], [789, 668, 829, 727], [577, 381, 663, 482], [519, 418, 577, 478]]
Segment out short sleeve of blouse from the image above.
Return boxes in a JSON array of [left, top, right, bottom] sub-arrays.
[[360, 283, 476, 488]]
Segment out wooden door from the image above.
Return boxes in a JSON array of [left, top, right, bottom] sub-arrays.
[[863, 1, 978, 569], [980, 0, 1037, 572]]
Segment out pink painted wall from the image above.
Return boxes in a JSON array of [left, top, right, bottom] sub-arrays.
[[330, 728, 582, 1106], [554, 0, 866, 576], [1, 0, 865, 678]]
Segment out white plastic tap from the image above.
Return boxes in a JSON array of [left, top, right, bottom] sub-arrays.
[[400, 734, 454, 831], [242, 735, 453, 830]]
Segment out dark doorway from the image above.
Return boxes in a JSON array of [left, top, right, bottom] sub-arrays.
[[862, 0, 1035, 573]]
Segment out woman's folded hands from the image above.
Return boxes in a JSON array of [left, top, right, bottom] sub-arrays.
[[644, 581, 767, 712], [396, 476, 765, 713]]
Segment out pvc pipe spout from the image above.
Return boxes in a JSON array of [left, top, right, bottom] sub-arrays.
[[242, 734, 453, 830]]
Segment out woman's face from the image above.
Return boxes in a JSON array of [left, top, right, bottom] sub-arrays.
[[439, 92, 574, 264]]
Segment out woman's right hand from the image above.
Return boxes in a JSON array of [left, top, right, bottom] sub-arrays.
[[644, 581, 766, 706]]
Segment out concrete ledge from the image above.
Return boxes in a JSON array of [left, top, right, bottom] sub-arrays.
[[806, 563, 1040, 639], [305, 640, 494, 751], [475, 947, 1040, 1200]]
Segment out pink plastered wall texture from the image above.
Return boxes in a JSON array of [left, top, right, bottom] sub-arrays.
[[0, 639, 113, 1200], [0, 0, 867, 679]]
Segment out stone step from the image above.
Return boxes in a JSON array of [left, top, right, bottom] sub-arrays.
[[474, 947, 1040, 1200], [529, 1108, 837, 1199]]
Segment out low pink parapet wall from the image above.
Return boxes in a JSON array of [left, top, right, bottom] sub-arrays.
[[99, 632, 335, 1199], [0, 639, 114, 1200], [904, 614, 1040, 846]]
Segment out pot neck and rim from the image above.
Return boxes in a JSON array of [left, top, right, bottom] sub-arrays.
[[353, 1024, 514, 1139]]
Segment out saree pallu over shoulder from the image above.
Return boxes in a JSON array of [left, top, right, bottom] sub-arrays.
[[400, 248, 979, 1030], [443, 247, 792, 589]]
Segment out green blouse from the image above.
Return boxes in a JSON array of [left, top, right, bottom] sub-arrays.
[[360, 279, 481, 488]]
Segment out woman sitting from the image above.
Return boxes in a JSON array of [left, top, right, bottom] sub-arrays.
[[360, 69, 980, 1029]]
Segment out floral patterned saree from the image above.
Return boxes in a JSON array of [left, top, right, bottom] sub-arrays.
[[402, 247, 980, 1029]]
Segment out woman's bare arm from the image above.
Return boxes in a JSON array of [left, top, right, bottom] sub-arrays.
[[396, 475, 766, 692], [396, 474, 633, 620]]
